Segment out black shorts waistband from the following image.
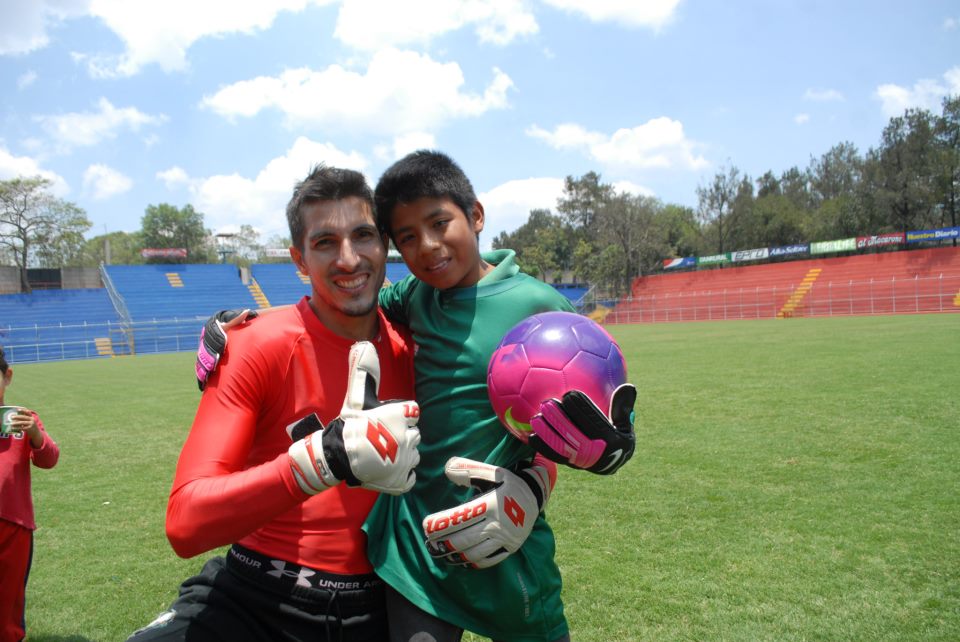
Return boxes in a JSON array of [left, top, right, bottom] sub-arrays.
[[226, 544, 383, 596]]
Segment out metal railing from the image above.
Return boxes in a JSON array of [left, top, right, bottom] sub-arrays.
[[598, 274, 960, 324], [1, 316, 206, 364]]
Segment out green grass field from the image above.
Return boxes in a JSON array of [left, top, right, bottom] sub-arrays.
[[10, 314, 960, 641]]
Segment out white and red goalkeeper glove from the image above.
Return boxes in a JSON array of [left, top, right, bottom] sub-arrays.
[[529, 384, 637, 474], [422, 457, 551, 569], [288, 341, 421, 496]]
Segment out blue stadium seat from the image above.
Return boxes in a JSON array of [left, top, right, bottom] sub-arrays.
[[250, 264, 310, 306], [0, 289, 121, 363]]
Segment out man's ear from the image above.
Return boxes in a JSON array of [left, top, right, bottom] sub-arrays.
[[289, 245, 306, 275], [471, 201, 485, 235]]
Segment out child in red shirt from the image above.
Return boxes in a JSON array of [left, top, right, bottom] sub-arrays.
[[0, 346, 59, 642]]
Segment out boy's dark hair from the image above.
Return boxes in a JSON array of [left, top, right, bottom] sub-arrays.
[[286, 164, 375, 250], [0, 346, 7, 374], [374, 150, 477, 237]]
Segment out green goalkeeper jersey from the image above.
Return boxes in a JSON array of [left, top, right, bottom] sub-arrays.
[[364, 249, 575, 641]]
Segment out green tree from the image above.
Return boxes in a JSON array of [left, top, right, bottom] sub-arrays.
[[0, 176, 91, 292], [696, 164, 740, 254], [934, 95, 960, 233], [493, 209, 575, 280], [80, 230, 145, 266], [659, 203, 702, 258], [556, 172, 615, 235], [806, 142, 865, 239], [875, 108, 939, 232], [141, 203, 214, 263]]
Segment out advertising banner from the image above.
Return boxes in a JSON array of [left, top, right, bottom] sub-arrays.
[[906, 226, 960, 243], [141, 248, 187, 258], [856, 233, 905, 249], [698, 253, 730, 266], [731, 248, 770, 263], [769, 244, 809, 257], [663, 257, 696, 270], [810, 238, 856, 255]]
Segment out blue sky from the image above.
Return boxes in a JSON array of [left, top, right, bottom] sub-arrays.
[[1, 0, 958, 251]]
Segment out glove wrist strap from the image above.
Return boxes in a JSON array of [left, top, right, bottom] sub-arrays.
[[322, 420, 361, 486]]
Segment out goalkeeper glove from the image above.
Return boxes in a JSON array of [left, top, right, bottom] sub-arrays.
[[528, 383, 637, 474], [288, 341, 420, 496], [196, 309, 258, 390], [422, 457, 550, 569]]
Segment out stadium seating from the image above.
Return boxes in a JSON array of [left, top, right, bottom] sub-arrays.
[[607, 246, 960, 323], [250, 263, 310, 306], [10, 247, 953, 361], [0, 288, 121, 362]]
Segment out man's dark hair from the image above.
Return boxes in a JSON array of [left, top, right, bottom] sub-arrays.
[[286, 165, 375, 250], [374, 150, 477, 238], [0, 346, 7, 375]]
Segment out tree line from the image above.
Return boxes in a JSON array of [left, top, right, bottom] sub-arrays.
[[2, 97, 958, 295], [494, 96, 959, 295]]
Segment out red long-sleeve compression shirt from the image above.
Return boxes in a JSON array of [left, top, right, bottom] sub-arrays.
[[165, 298, 414, 574]]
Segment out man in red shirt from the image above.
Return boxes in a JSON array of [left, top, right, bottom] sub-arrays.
[[127, 165, 420, 642]]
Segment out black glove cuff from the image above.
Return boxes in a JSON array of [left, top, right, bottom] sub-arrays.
[[321, 419, 361, 486], [512, 461, 546, 510]]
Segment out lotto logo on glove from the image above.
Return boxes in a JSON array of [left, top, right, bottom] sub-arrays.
[[422, 457, 550, 569], [288, 342, 420, 496]]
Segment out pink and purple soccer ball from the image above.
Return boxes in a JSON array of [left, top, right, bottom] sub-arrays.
[[487, 311, 628, 444]]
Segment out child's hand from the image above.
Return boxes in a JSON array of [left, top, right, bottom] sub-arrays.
[[9, 409, 42, 446]]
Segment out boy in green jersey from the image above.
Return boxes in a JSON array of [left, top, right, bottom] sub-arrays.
[[365, 150, 636, 642]]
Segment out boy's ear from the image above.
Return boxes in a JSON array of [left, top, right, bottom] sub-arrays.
[[471, 201, 485, 235], [3, 368, 12, 385]]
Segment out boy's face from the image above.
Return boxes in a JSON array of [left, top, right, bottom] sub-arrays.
[[390, 196, 491, 290], [289, 196, 386, 336]]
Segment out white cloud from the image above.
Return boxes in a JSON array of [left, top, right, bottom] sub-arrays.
[[0, 0, 89, 56], [156, 166, 190, 189], [156, 137, 368, 237], [875, 66, 960, 117], [0, 146, 69, 195], [17, 70, 38, 89], [527, 117, 707, 170], [201, 48, 513, 135], [803, 88, 844, 102], [612, 180, 655, 197], [83, 163, 132, 199], [944, 17, 958, 30], [34, 97, 166, 151], [794, 113, 810, 125], [477, 177, 565, 251], [542, 0, 681, 29], [334, 0, 538, 50], [374, 132, 438, 163], [77, 0, 335, 77]]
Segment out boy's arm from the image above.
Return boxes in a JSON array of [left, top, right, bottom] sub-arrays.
[[24, 412, 59, 469], [194, 279, 416, 390]]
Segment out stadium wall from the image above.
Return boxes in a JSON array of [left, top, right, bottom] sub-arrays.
[[62, 267, 102, 289], [0, 266, 18, 294]]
